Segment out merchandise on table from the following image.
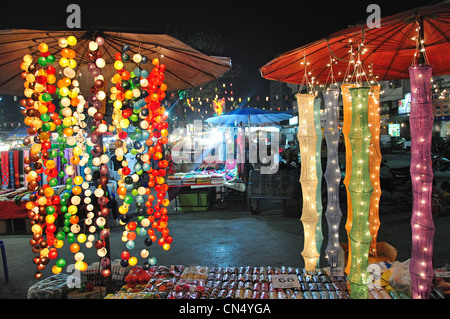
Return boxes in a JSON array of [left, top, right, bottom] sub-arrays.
[[77, 262, 446, 300], [434, 266, 450, 298], [85, 259, 131, 289], [195, 174, 211, 185], [167, 176, 182, 186], [27, 273, 75, 299]]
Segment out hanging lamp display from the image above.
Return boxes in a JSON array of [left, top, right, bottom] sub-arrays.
[[296, 93, 320, 271], [314, 97, 323, 265], [409, 64, 435, 299], [20, 35, 172, 280], [341, 83, 357, 276], [368, 85, 382, 257], [108, 45, 171, 270], [323, 88, 343, 270], [347, 86, 373, 299]]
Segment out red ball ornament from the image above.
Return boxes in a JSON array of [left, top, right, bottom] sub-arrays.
[[127, 221, 137, 231], [121, 251, 130, 260], [46, 66, 56, 74], [48, 249, 58, 260], [122, 167, 131, 175], [102, 269, 111, 278], [94, 240, 105, 250], [46, 223, 56, 233], [118, 131, 127, 139], [122, 108, 132, 118]]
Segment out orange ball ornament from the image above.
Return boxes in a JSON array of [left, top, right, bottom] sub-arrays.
[[70, 243, 80, 253], [72, 186, 82, 196], [70, 215, 79, 224], [38, 43, 49, 53]]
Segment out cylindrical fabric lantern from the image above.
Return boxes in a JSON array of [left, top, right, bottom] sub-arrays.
[[296, 93, 320, 271], [368, 85, 382, 256], [348, 86, 373, 299], [409, 65, 435, 299], [341, 83, 357, 276], [314, 97, 324, 265], [323, 88, 343, 269]]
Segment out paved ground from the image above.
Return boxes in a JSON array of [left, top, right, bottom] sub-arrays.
[[0, 152, 449, 299]]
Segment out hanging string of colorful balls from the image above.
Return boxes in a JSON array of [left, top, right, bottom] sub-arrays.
[[109, 43, 171, 271], [19, 34, 171, 280]]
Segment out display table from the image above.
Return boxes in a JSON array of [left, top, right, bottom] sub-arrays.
[[0, 188, 30, 234]]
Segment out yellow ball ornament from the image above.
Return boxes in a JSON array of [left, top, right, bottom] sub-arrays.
[[114, 60, 123, 70], [77, 233, 87, 243], [67, 36, 77, 46], [128, 256, 138, 266], [54, 239, 64, 249], [73, 176, 84, 185], [52, 265, 62, 274]]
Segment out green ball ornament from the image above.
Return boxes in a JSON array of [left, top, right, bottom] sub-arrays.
[[124, 195, 134, 204], [65, 178, 73, 185], [41, 123, 51, 132], [41, 93, 52, 103], [46, 206, 56, 215], [46, 55, 55, 64], [49, 178, 58, 187], [63, 225, 70, 233], [56, 231, 66, 240], [38, 56, 47, 66], [56, 259, 66, 268], [58, 171, 66, 178], [49, 149, 58, 158]]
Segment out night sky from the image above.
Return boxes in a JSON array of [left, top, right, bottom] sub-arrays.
[[0, 0, 436, 98]]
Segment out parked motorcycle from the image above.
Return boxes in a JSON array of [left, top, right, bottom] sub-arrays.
[[432, 152, 450, 172], [380, 161, 412, 198]]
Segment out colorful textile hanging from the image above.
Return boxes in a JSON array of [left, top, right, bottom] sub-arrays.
[[9, 151, 14, 189], [14, 150, 20, 189], [1, 151, 9, 189]]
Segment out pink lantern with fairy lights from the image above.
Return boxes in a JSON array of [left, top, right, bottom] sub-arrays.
[[408, 64, 435, 299]]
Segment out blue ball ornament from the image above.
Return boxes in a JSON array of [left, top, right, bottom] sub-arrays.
[[126, 240, 135, 250], [148, 257, 157, 266]]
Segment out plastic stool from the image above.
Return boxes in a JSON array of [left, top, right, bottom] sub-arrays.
[[0, 240, 9, 282]]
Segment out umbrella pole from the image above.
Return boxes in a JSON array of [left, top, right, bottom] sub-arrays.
[[408, 65, 435, 299]]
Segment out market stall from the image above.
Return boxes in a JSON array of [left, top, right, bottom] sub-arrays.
[[0, 27, 231, 286], [259, 1, 450, 299]]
